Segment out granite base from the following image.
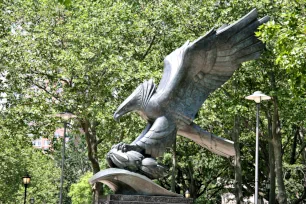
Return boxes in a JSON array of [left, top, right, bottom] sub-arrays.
[[98, 194, 193, 204]]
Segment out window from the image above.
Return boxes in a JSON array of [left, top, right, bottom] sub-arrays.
[[44, 140, 49, 146]]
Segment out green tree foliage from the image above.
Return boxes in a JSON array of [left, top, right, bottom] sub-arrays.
[[258, 0, 306, 96], [0, 0, 305, 203], [0, 128, 60, 203], [68, 172, 93, 204]]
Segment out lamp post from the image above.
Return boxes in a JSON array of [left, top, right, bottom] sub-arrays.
[[22, 173, 31, 204], [30, 198, 35, 204], [55, 111, 76, 204], [245, 91, 271, 204]]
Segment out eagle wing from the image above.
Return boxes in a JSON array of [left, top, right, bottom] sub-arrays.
[[135, 116, 177, 158], [156, 9, 269, 121]]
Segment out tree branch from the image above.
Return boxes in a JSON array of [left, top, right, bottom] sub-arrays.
[[201, 167, 226, 196], [207, 185, 224, 200], [221, 87, 232, 98], [96, 138, 103, 146], [141, 34, 156, 60], [27, 78, 62, 102], [296, 143, 306, 161], [293, 187, 306, 204]]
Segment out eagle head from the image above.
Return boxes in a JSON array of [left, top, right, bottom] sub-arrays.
[[114, 79, 156, 121]]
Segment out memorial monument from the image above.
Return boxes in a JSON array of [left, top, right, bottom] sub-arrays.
[[90, 9, 269, 201]]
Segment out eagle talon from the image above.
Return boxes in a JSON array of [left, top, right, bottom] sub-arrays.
[[112, 143, 142, 153], [107, 146, 167, 179], [111, 142, 124, 150], [121, 144, 132, 152]]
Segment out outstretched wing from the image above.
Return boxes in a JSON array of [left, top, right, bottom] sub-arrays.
[[178, 122, 235, 158], [156, 9, 269, 121]]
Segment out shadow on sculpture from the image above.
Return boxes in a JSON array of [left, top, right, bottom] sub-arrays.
[[91, 8, 269, 197]]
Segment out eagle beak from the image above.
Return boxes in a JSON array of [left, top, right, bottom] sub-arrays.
[[113, 84, 142, 122], [113, 103, 127, 122], [113, 112, 121, 122]]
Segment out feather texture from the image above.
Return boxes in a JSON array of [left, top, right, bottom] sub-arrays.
[[136, 116, 176, 158], [156, 8, 269, 121]]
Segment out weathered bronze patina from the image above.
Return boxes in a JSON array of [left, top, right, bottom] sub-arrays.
[[105, 9, 269, 181]]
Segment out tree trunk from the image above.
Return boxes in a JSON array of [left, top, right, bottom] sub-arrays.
[[187, 160, 196, 199], [269, 71, 287, 204], [292, 128, 306, 204], [290, 126, 299, 165], [80, 119, 102, 204], [266, 108, 276, 204], [272, 97, 287, 204], [171, 137, 176, 193], [231, 115, 243, 203]]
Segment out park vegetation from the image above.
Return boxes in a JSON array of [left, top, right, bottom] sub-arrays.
[[0, 0, 305, 203]]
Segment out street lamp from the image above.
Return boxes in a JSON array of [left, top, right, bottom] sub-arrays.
[[185, 190, 190, 198], [30, 198, 35, 204], [55, 111, 77, 204], [245, 91, 271, 204], [22, 173, 31, 204], [265, 180, 271, 191]]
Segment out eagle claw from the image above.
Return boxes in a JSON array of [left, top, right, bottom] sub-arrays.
[[112, 142, 142, 153], [107, 142, 167, 179]]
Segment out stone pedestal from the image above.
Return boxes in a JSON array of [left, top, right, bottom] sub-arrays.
[[99, 194, 193, 204], [90, 169, 181, 197]]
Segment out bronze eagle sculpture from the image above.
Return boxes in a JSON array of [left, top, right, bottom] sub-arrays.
[[107, 9, 269, 179]]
